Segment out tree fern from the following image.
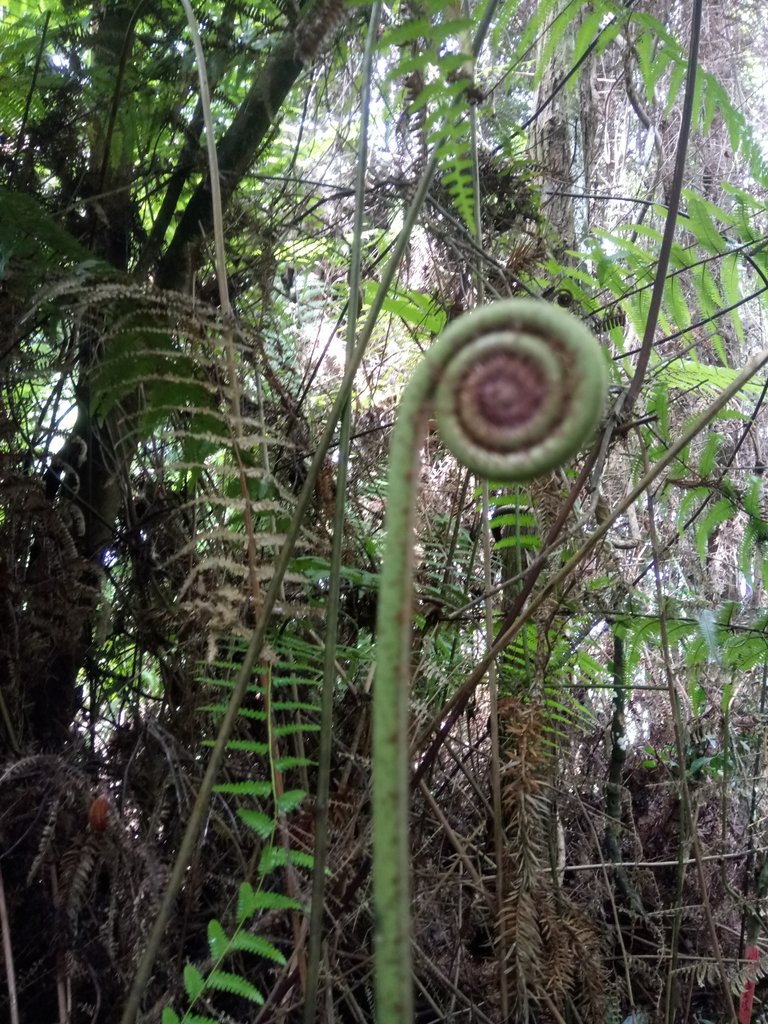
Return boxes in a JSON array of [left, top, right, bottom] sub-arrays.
[[381, 0, 480, 233]]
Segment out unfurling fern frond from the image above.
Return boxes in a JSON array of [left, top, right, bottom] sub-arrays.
[[590, 305, 627, 334]]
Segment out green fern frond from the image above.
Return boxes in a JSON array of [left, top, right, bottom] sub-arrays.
[[183, 963, 206, 1001], [569, 7, 621, 83], [167, 877, 297, 1020], [694, 496, 735, 564], [379, 3, 479, 232], [657, 359, 763, 397], [218, 739, 269, 754], [229, 930, 287, 962], [274, 721, 320, 736], [237, 882, 302, 916], [696, 432, 723, 477], [212, 780, 273, 797], [276, 788, 306, 812], [274, 755, 316, 772], [207, 919, 228, 959], [237, 809, 274, 838], [677, 486, 710, 536], [206, 969, 264, 1003], [258, 845, 313, 872]]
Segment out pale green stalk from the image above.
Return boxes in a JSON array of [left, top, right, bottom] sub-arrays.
[[304, 5, 382, 1018]]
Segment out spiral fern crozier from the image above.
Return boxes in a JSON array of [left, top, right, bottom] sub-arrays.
[[434, 299, 607, 480], [373, 299, 607, 1023]]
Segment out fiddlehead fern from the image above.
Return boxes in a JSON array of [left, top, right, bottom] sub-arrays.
[[373, 298, 607, 1022]]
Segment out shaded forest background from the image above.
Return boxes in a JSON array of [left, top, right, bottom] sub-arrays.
[[2, 0, 768, 1021]]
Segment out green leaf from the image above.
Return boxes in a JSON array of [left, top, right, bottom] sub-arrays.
[[647, 384, 669, 440], [273, 756, 316, 771], [664, 60, 687, 115], [183, 963, 206, 1001], [594, 253, 624, 294], [382, 16, 434, 46], [219, 739, 269, 754], [739, 521, 759, 585], [685, 194, 726, 254], [276, 789, 306, 814], [239, 889, 302, 912], [207, 919, 228, 960], [236, 881, 259, 923], [238, 809, 275, 839], [665, 273, 691, 333], [274, 722, 320, 736], [408, 76, 466, 114], [383, 16, 472, 49], [230, 931, 287, 963], [696, 433, 722, 477], [695, 610, 720, 663], [688, 755, 714, 777], [259, 845, 314, 875], [570, 8, 620, 81], [642, 39, 674, 102], [658, 359, 762, 396], [512, 0, 560, 59], [207, 970, 264, 1004], [677, 486, 709, 536], [213, 781, 273, 797], [720, 252, 745, 343], [534, 1, 584, 89], [694, 497, 734, 563], [162, 1009, 181, 1024], [489, 512, 537, 531], [292, 555, 379, 589], [495, 534, 541, 551], [0, 185, 105, 267]]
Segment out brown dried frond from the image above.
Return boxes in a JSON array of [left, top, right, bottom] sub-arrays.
[[26, 794, 63, 882], [499, 884, 543, 997], [498, 698, 550, 877], [539, 895, 576, 998], [730, 948, 768, 1000], [562, 905, 609, 1018], [505, 234, 547, 276], [493, 696, 608, 1019], [60, 832, 101, 918]]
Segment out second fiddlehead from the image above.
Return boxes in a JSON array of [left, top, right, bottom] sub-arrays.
[[373, 298, 608, 1022]]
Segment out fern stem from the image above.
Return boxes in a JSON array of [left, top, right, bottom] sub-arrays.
[[304, 5, 383, 1019], [178, 0, 230, 315], [373, 299, 606, 1021]]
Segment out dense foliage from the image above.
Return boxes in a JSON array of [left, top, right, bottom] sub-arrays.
[[2, 0, 768, 1021]]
